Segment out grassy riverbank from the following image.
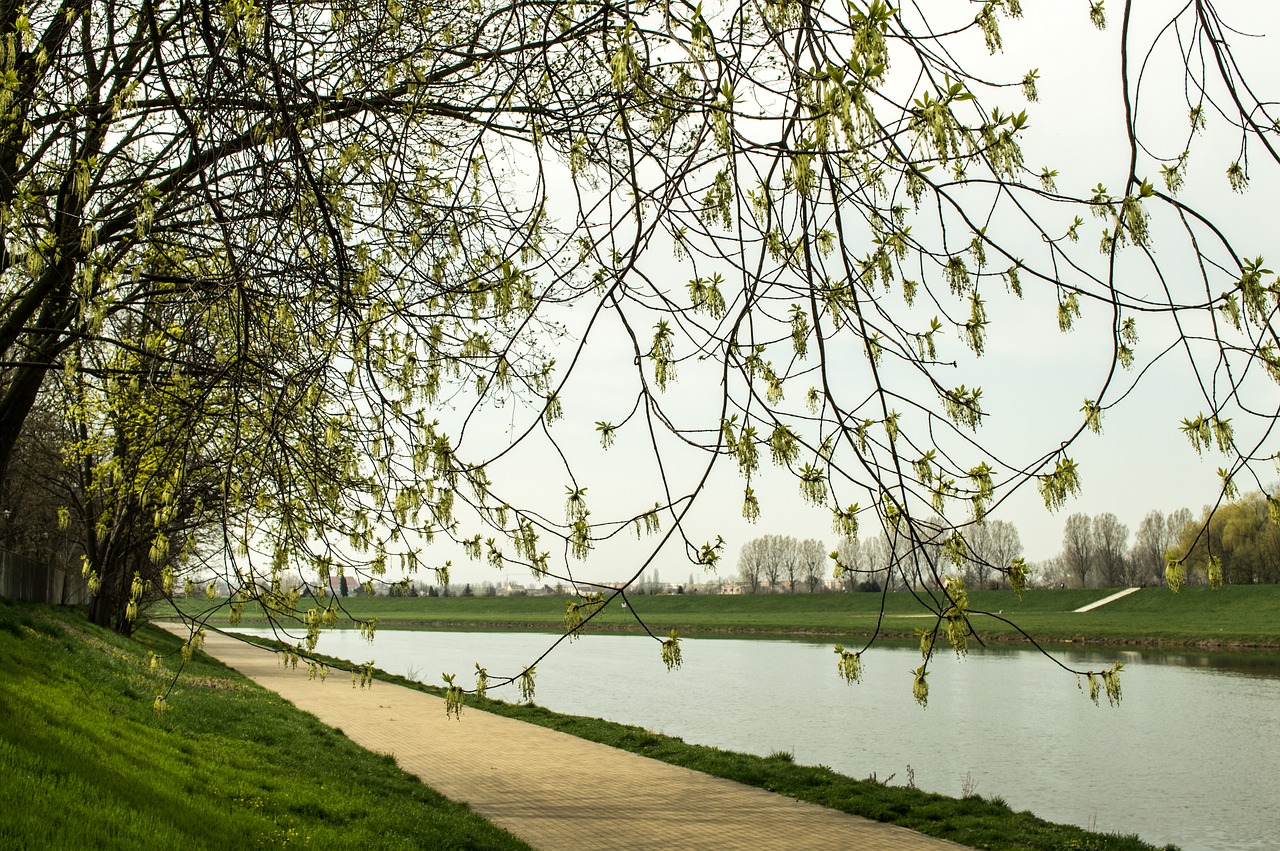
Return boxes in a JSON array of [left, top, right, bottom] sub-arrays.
[[3, 599, 1175, 851], [470, 703, 1173, 851], [242, 631, 1178, 851], [179, 585, 1280, 647], [0, 600, 530, 850]]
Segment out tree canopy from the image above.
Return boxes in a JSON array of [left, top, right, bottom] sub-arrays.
[[1177, 492, 1280, 588], [2, 0, 1278, 706]]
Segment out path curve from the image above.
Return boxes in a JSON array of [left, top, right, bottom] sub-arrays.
[[175, 627, 970, 851]]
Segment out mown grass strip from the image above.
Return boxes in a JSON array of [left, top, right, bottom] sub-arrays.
[[0, 599, 530, 851]]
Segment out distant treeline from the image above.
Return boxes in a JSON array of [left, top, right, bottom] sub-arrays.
[[735, 491, 1280, 592], [736, 522, 1021, 593], [1042, 495, 1280, 588]]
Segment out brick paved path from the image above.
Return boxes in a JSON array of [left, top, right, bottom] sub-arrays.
[[183, 628, 970, 851]]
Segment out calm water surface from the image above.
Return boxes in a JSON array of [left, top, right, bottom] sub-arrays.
[[235, 627, 1280, 851]]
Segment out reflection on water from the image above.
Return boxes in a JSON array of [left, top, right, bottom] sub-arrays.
[[234, 627, 1280, 851]]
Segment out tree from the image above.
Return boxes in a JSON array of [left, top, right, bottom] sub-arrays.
[[833, 535, 860, 592], [339, 575, 349, 598], [739, 534, 797, 592], [759, 535, 791, 592], [782, 539, 802, 593], [799, 538, 826, 593], [965, 520, 1022, 589], [869, 536, 901, 590], [738, 534, 828, 592], [1061, 514, 1095, 589], [1034, 555, 1069, 590], [61, 331, 229, 631], [0, 0, 644, 633], [835, 533, 896, 592], [1092, 514, 1130, 588], [1131, 509, 1192, 587], [1176, 493, 1280, 587], [736, 539, 764, 594], [5, 0, 1277, 706]]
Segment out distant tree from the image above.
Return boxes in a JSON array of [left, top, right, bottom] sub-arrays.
[[737, 539, 765, 593], [782, 541, 802, 593], [1132, 510, 1165, 587], [799, 538, 827, 593], [339, 575, 349, 598], [1062, 514, 1095, 588], [462, 584, 474, 597], [966, 520, 1023, 588], [760, 536, 792, 592], [1092, 514, 1131, 587], [739, 535, 809, 592], [1034, 556, 1069, 589], [835, 534, 897, 591], [833, 536, 861, 592], [1132, 509, 1192, 586], [1167, 508, 1195, 553]]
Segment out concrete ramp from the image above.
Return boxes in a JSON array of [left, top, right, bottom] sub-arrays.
[[1073, 587, 1141, 613]]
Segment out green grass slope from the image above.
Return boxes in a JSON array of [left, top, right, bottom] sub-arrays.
[[0, 599, 530, 850]]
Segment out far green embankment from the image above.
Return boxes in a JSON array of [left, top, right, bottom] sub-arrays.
[[177, 585, 1280, 647]]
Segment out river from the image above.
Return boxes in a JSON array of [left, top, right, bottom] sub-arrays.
[[232, 627, 1279, 851]]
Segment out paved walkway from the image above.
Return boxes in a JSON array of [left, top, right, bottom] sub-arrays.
[[177, 627, 969, 851], [1073, 587, 1142, 613]]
